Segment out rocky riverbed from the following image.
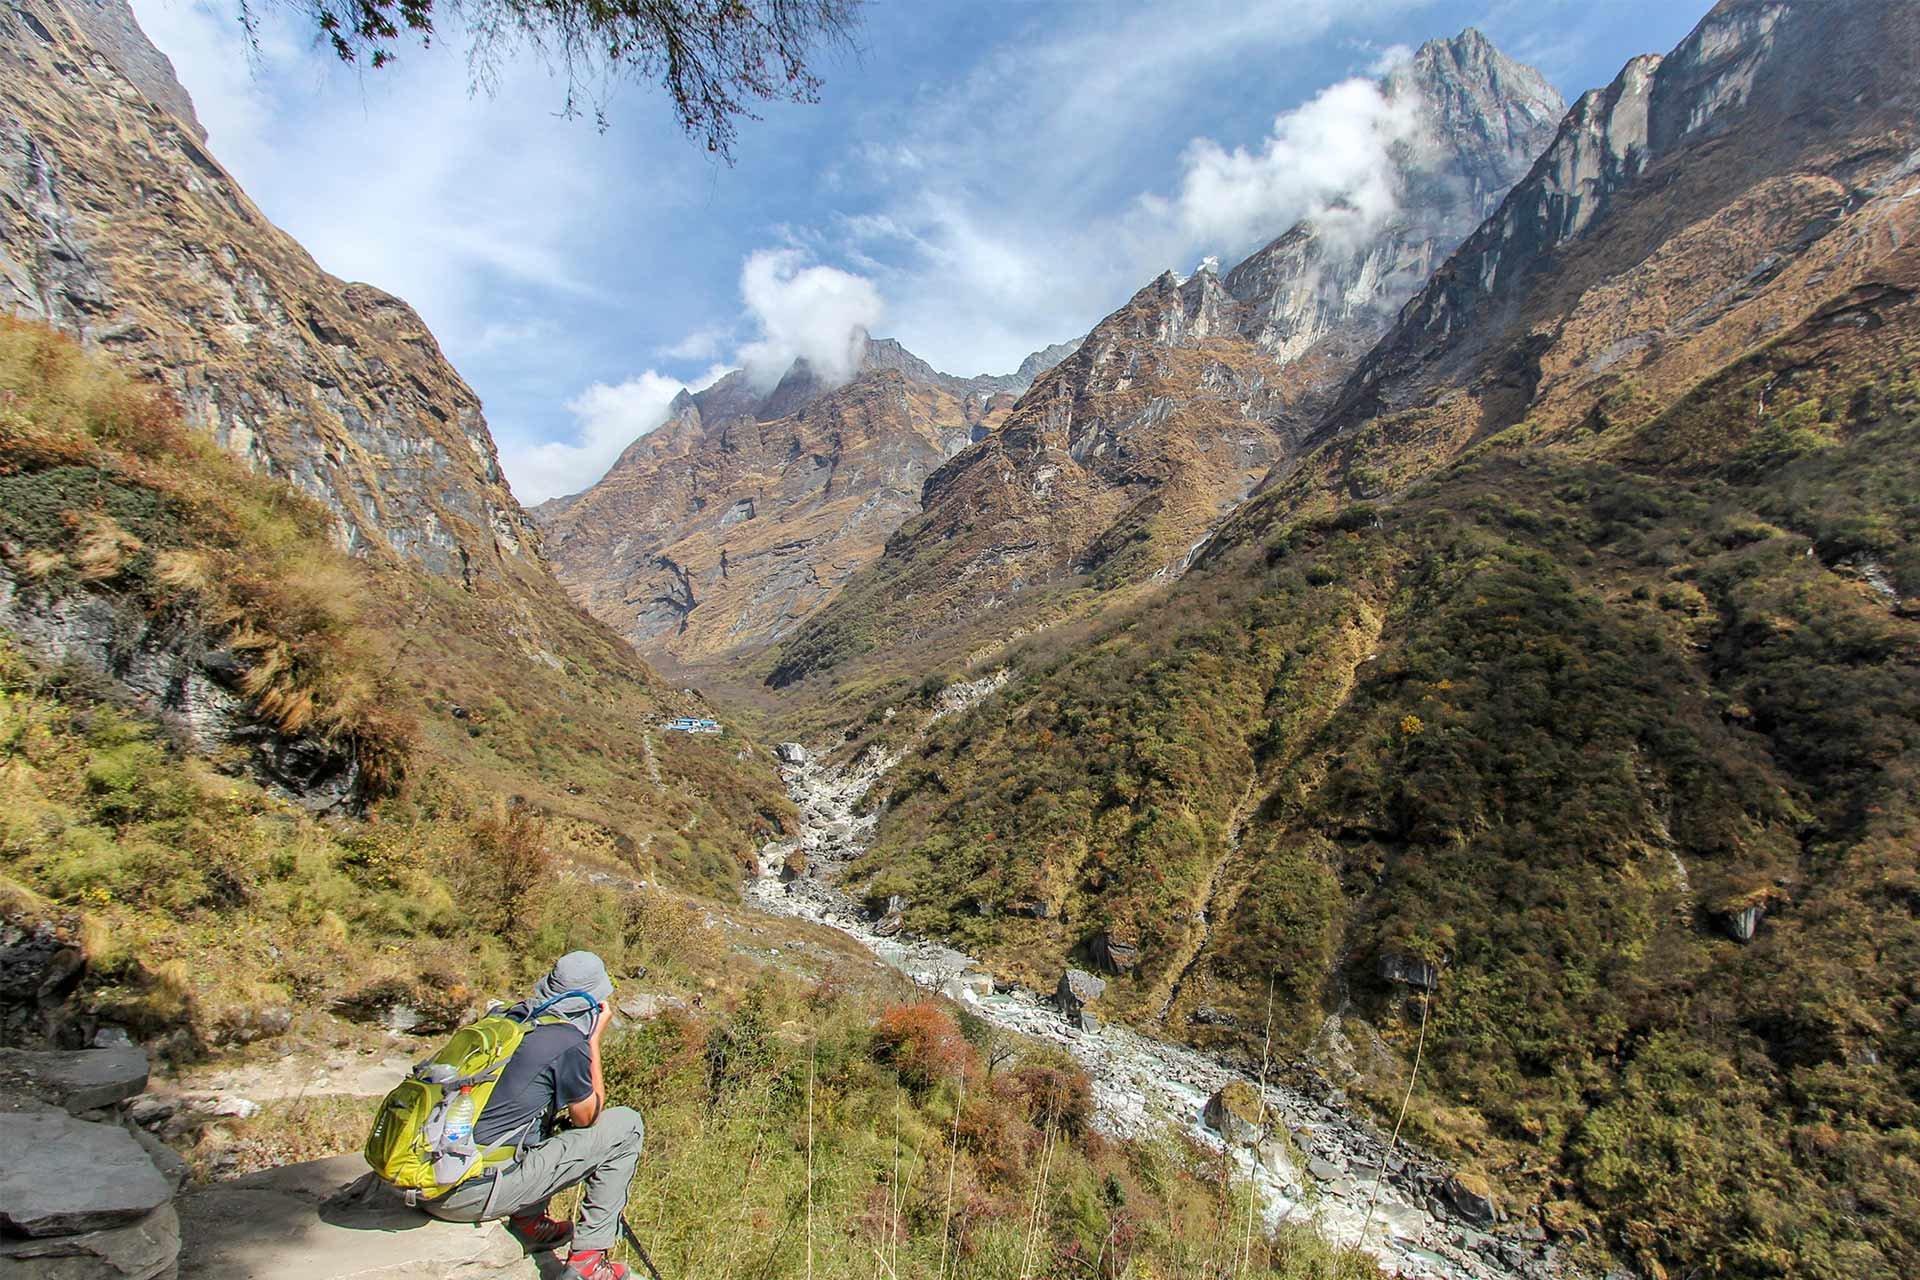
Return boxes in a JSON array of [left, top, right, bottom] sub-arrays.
[[745, 678, 1589, 1280]]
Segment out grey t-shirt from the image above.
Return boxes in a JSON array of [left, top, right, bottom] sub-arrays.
[[475, 1023, 594, 1147]]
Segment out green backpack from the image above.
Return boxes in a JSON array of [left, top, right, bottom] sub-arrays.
[[363, 988, 592, 1199]]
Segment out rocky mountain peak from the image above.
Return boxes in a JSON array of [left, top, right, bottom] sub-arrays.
[[1306, 0, 1920, 450], [536, 329, 1067, 663], [59, 0, 205, 141], [765, 29, 1569, 685]]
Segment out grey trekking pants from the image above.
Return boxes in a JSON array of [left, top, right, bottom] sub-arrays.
[[425, 1106, 645, 1252]]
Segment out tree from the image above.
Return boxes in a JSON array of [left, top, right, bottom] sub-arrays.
[[255, 0, 861, 157]]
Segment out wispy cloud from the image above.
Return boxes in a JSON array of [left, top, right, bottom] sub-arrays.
[[503, 371, 689, 505], [818, 0, 1436, 375], [1149, 75, 1429, 258], [735, 248, 884, 386]]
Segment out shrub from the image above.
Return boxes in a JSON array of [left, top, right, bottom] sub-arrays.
[[872, 1001, 978, 1091]]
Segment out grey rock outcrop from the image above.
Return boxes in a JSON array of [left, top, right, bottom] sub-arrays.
[[0, 1045, 150, 1113], [1377, 953, 1441, 992], [1720, 905, 1764, 942], [1055, 969, 1107, 1029], [0, 1112, 171, 1235], [0, 568, 361, 811], [0, 918, 85, 1042], [1445, 1175, 1501, 1228], [1089, 930, 1140, 975]]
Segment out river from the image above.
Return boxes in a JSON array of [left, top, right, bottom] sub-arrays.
[[742, 675, 1583, 1280]]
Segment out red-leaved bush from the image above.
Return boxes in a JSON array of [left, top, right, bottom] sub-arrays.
[[872, 1002, 978, 1090]]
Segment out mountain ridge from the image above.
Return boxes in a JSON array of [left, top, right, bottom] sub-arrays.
[[767, 27, 1566, 687], [533, 329, 1079, 665]]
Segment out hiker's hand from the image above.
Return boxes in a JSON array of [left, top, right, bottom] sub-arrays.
[[591, 1001, 612, 1042]]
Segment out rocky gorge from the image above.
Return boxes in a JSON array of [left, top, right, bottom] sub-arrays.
[[744, 675, 1585, 1280]]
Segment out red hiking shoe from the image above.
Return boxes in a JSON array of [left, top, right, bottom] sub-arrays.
[[564, 1250, 629, 1280], [507, 1211, 573, 1252]]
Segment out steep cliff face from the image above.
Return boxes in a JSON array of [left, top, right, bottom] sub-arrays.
[[0, 0, 795, 890], [536, 334, 1075, 664], [769, 30, 1562, 686], [0, 0, 535, 586], [1246, 0, 1920, 523]]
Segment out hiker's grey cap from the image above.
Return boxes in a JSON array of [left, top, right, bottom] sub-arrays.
[[534, 951, 614, 1025]]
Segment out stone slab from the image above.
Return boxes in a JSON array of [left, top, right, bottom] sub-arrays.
[[176, 1155, 533, 1280], [0, 1113, 172, 1235], [0, 1202, 179, 1280], [0, 1045, 150, 1112]]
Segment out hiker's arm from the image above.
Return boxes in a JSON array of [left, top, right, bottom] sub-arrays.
[[566, 1005, 610, 1127]]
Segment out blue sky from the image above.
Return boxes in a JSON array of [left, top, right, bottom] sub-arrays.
[[128, 0, 1711, 503]]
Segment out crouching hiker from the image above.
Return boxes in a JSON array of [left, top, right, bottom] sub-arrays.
[[364, 951, 647, 1280]]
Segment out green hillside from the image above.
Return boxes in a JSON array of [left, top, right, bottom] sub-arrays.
[[851, 267, 1920, 1278]]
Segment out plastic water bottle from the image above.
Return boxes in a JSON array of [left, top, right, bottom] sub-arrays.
[[444, 1086, 476, 1149]]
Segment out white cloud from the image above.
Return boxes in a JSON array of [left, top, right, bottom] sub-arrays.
[[505, 371, 689, 504], [1156, 75, 1428, 259], [659, 327, 730, 361], [1366, 43, 1417, 76], [821, 0, 1434, 376], [734, 248, 883, 387]]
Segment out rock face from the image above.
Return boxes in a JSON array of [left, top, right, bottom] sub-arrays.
[[0, 565, 361, 810], [0, 918, 85, 1043], [1256, 0, 1920, 513], [1720, 905, 1764, 942], [536, 334, 1077, 664], [0, 1046, 150, 1113], [1090, 930, 1141, 975], [1376, 953, 1441, 992], [769, 30, 1562, 685], [0, 0, 537, 586]]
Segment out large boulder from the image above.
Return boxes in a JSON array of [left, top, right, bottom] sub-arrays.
[[776, 742, 810, 765], [941, 971, 995, 1002], [1445, 1172, 1501, 1227], [0, 1046, 149, 1113], [1718, 905, 1764, 942], [779, 847, 808, 883], [0, 1114, 172, 1235], [1202, 1081, 1265, 1145], [1054, 969, 1106, 1029]]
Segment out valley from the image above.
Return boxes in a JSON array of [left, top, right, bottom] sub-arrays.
[[2, 0, 1917, 1278]]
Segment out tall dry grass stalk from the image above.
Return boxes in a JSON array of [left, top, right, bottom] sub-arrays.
[[1239, 972, 1278, 1277], [806, 1038, 817, 1280], [1358, 987, 1434, 1251], [937, 1082, 963, 1280]]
